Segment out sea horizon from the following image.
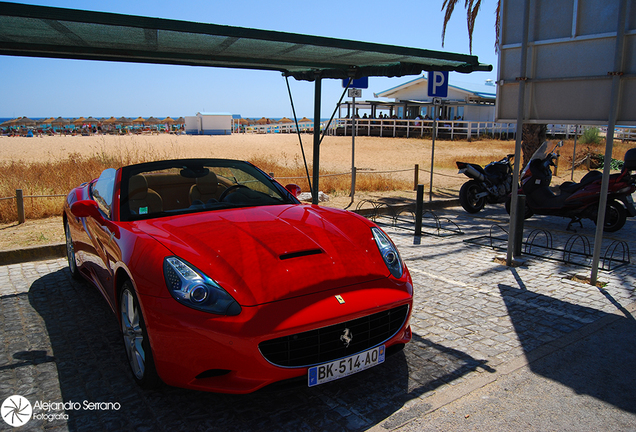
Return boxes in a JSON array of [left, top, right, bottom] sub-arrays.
[[1, 116, 328, 124]]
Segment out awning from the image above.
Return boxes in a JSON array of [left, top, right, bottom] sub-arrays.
[[0, 2, 492, 82]]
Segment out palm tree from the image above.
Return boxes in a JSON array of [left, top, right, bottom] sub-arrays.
[[441, 0, 546, 166]]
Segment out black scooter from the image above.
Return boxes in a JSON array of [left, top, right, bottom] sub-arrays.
[[506, 141, 636, 232]]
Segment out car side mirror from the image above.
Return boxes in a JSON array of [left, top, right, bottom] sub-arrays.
[[71, 199, 120, 237], [285, 184, 302, 198], [71, 200, 106, 223]]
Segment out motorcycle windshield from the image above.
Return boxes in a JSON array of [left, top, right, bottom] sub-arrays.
[[521, 141, 550, 177]]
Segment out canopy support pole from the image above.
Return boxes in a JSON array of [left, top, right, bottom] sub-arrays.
[[312, 76, 322, 205], [506, 0, 530, 266], [285, 75, 312, 194], [590, 0, 628, 285]]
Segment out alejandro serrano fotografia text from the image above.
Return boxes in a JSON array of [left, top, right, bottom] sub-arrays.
[[34, 400, 121, 411]]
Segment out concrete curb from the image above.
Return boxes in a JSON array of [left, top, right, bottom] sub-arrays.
[[0, 243, 66, 266]]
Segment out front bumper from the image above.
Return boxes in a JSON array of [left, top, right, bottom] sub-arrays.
[[140, 277, 413, 394]]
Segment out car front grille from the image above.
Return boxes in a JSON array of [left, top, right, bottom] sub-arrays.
[[259, 304, 409, 368]]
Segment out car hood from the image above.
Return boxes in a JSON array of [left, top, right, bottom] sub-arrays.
[[135, 205, 390, 306]]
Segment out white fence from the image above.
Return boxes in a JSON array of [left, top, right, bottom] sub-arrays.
[[231, 118, 636, 141], [328, 119, 516, 139]]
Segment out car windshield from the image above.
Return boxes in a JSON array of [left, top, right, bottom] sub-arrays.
[[119, 159, 296, 221]]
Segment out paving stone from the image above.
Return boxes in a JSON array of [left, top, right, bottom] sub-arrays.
[[1, 210, 635, 430]]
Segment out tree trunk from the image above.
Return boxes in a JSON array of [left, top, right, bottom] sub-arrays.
[[521, 124, 547, 167]]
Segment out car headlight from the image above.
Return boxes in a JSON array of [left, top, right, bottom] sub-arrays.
[[372, 227, 403, 279], [163, 257, 241, 315]]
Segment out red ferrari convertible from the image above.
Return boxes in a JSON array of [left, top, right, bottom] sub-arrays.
[[63, 158, 413, 393]]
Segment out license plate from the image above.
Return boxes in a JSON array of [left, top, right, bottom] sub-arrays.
[[308, 345, 385, 387]]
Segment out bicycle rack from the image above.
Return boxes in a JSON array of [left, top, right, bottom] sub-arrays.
[[354, 200, 462, 237], [464, 225, 631, 271]]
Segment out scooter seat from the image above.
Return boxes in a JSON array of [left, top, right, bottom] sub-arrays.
[[559, 171, 602, 193]]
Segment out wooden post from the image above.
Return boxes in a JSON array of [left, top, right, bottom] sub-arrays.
[[16, 189, 25, 224], [415, 184, 424, 237], [414, 164, 419, 191]]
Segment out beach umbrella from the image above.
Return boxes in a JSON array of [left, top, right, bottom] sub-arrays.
[[161, 117, 175, 124], [73, 117, 86, 126], [117, 116, 133, 126], [52, 117, 70, 126], [174, 117, 185, 124], [37, 117, 55, 126], [1, 118, 17, 126], [132, 116, 146, 124], [255, 117, 270, 125], [84, 116, 100, 125], [146, 117, 161, 125], [15, 117, 36, 126], [278, 117, 293, 123], [102, 116, 119, 125], [237, 118, 249, 125], [299, 117, 312, 123]]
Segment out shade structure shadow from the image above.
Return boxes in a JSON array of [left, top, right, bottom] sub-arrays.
[[498, 284, 636, 414], [9, 267, 497, 431]]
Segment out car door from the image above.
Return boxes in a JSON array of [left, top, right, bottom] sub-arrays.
[[85, 168, 121, 303]]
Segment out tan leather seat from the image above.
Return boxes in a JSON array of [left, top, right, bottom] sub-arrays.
[[128, 174, 163, 215], [189, 172, 220, 204]]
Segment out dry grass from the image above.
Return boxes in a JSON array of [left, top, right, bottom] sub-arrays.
[[0, 133, 631, 223]]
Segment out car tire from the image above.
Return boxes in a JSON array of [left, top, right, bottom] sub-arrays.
[[120, 282, 162, 389], [64, 219, 81, 280], [459, 180, 487, 213]]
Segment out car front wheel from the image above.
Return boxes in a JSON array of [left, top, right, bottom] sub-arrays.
[[120, 282, 161, 389], [64, 219, 81, 280]]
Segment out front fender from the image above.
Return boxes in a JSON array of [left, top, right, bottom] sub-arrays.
[[619, 195, 636, 217]]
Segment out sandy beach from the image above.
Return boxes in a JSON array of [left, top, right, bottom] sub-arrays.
[[0, 133, 516, 186]]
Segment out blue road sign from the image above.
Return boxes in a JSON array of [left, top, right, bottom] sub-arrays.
[[427, 71, 449, 98], [342, 77, 369, 89]]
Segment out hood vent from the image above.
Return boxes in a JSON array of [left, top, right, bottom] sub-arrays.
[[279, 249, 323, 261]]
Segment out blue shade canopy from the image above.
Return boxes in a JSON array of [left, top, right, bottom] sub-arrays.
[[0, 2, 492, 81]]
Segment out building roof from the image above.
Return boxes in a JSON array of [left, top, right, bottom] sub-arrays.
[[375, 75, 495, 100], [0, 2, 492, 82]]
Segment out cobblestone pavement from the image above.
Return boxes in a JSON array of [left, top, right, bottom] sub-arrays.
[[1, 205, 635, 431]]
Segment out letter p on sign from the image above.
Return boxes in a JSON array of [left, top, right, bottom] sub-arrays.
[[428, 71, 449, 98]]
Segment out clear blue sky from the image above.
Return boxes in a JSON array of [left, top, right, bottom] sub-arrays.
[[0, 0, 499, 119]]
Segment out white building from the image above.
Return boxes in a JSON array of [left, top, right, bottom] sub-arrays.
[[331, 76, 506, 139], [185, 112, 232, 135], [372, 75, 496, 122]]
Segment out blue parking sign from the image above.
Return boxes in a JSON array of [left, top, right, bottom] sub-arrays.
[[428, 71, 448, 98], [342, 77, 369, 89]]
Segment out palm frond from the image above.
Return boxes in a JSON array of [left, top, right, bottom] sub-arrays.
[[440, 0, 501, 55], [466, 0, 482, 54], [441, 0, 461, 49]]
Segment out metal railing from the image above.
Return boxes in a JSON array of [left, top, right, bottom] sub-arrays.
[[327, 119, 517, 139]]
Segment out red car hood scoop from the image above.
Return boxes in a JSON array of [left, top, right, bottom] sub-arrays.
[[279, 248, 324, 260], [137, 205, 387, 306]]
